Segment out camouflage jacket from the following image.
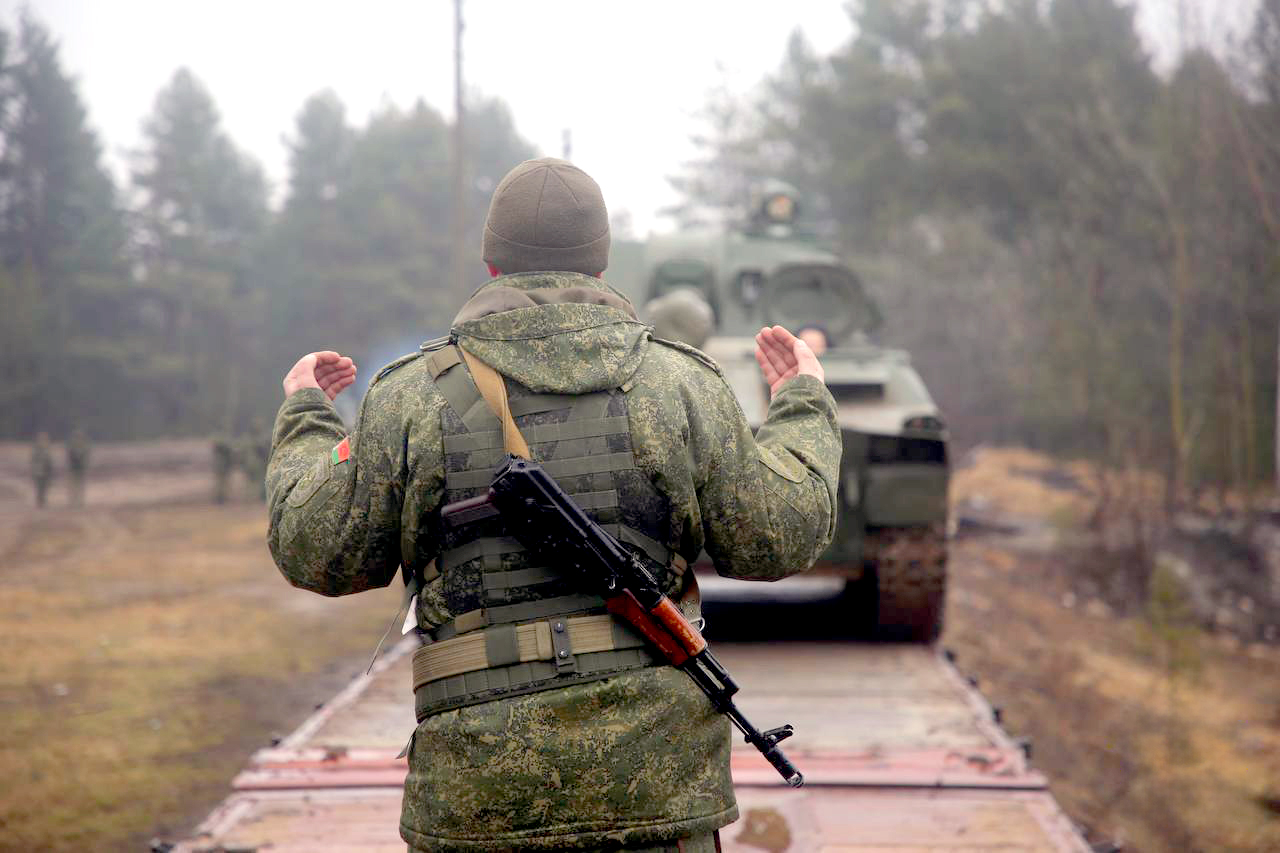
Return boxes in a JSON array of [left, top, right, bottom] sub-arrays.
[[30, 444, 53, 480], [66, 435, 90, 473], [267, 272, 841, 851]]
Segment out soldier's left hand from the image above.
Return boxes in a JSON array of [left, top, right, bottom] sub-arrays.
[[755, 326, 824, 398], [283, 351, 358, 401]]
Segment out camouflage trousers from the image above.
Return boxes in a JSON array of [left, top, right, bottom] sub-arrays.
[[406, 832, 720, 853], [581, 833, 720, 853]]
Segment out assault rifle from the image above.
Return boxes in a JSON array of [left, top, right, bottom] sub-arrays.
[[441, 455, 804, 787]]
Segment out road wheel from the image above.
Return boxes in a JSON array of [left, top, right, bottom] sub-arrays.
[[864, 523, 947, 642]]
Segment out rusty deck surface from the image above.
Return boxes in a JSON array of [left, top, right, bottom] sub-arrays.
[[177, 636, 1089, 852]]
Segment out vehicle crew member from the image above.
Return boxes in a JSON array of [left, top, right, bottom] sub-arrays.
[[265, 158, 842, 852], [31, 432, 54, 508], [645, 288, 715, 349]]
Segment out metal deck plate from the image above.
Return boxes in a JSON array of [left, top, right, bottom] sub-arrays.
[[723, 787, 1086, 852], [176, 789, 405, 852], [177, 639, 1088, 852]]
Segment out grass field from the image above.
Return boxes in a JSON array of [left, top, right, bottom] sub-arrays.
[[0, 445, 401, 851]]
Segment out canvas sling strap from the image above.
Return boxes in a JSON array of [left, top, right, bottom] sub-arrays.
[[457, 347, 532, 460], [411, 346, 699, 721]]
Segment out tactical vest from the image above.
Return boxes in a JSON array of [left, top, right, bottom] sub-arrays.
[[410, 344, 687, 721]]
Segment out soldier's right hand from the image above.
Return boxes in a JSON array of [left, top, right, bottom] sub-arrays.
[[283, 351, 358, 401], [754, 326, 825, 398]]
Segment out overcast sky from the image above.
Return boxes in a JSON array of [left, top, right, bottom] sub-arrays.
[[12, 0, 1259, 234]]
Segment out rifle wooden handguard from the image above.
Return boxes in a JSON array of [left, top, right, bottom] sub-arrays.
[[649, 597, 707, 658], [606, 591, 692, 665]]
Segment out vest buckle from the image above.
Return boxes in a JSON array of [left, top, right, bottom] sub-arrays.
[[550, 619, 576, 673]]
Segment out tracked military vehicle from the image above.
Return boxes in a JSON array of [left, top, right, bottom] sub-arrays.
[[633, 183, 949, 641]]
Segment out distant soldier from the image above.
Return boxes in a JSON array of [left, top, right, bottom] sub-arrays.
[[66, 428, 91, 507], [212, 435, 235, 504], [30, 433, 54, 508], [238, 419, 272, 501]]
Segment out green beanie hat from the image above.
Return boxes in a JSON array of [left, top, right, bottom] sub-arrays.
[[482, 157, 610, 275]]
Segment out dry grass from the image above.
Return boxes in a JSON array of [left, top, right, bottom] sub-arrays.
[[945, 447, 1280, 852], [952, 446, 1100, 519], [0, 498, 400, 851]]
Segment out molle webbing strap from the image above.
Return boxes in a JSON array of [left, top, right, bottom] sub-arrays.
[[442, 536, 525, 567], [508, 393, 580, 416], [432, 593, 606, 641], [432, 360, 492, 433], [441, 417, 630, 454], [482, 566, 563, 591], [603, 524, 687, 575], [446, 452, 636, 490], [458, 348, 531, 459], [425, 346, 462, 379], [565, 490, 619, 511]]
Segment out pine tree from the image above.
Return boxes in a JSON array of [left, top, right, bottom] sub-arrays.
[[131, 68, 269, 432], [263, 92, 536, 403], [0, 14, 130, 436]]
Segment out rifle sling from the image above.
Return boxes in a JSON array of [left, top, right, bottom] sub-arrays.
[[458, 347, 532, 459]]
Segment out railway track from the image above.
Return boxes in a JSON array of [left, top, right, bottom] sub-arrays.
[[174, 580, 1091, 852]]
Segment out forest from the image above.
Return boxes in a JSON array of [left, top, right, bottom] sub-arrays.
[[2, 0, 1279, 506], [672, 0, 1280, 505]]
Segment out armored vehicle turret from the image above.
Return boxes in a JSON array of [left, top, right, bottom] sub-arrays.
[[625, 183, 949, 641]]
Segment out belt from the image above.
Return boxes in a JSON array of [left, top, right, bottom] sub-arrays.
[[412, 615, 658, 720], [412, 613, 648, 688], [411, 578, 704, 720]]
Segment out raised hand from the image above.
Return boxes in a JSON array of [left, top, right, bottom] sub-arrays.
[[283, 351, 358, 401], [754, 325, 825, 399]]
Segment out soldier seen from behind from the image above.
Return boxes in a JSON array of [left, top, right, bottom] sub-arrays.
[[30, 432, 54, 508], [265, 158, 842, 852], [212, 434, 235, 503], [66, 428, 91, 507]]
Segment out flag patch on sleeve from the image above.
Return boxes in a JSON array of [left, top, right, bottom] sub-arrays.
[[331, 437, 351, 465]]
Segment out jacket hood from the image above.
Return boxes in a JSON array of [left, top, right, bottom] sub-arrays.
[[450, 272, 650, 395]]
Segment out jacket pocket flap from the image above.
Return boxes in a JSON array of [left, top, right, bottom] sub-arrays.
[[286, 457, 333, 508], [757, 446, 807, 484]]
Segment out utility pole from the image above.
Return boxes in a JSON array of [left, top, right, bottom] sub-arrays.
[[562, 128, 572, 161], [450, 0, 466, 293]]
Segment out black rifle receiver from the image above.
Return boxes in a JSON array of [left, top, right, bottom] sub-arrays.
[[442, 455, 804, 787]]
